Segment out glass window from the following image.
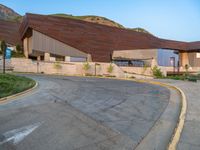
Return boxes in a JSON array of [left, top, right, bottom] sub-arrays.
[[157, 49, 179, 67], [70, 57, 86, 62], [196, 53, 200, 58]]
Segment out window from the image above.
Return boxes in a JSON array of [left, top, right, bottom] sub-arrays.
[[196, 53, 200, 58], [157, 49, 179, 67], [70, 57, 86, 62]]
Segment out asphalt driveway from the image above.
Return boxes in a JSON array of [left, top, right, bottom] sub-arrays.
[[0, 75, 170, 150]]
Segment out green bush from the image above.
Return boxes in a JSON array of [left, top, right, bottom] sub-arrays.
[[197, 71, 200, 76], [54, 62, 62, 69], [16, 44, 22, 53], [83, 62, 90, 71], [166, 75, 186, 80], [107, 63, 114, 73], [151, 66, 163, 78], [11, 51, 25, 58]]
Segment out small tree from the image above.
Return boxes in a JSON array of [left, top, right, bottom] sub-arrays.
[[54, 62, 62, 70], [107, 63, 114, 74], [83, 62, 90, 75], [1, 41, 7, 74], [151, 66, 163, 78]]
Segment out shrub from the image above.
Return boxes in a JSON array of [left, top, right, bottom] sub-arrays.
[[83, 62, 90, 71], [11, 51, 25, 58], [107, 63, 114, 73], [166, 75, 186, 80], [54, 62, 62, 69], [16, 44, 22, 53], [152, 66, 163, 78]]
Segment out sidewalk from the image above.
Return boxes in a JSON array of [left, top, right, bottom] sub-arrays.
[[156, 79, 200, 150]]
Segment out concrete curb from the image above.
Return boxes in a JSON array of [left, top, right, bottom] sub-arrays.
[[129, 79, 186, 150], [168, 86, 187, 150], [0, 82, 38, 104]]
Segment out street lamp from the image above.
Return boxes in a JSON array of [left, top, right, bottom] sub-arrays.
[[170, 57, 175, 75]]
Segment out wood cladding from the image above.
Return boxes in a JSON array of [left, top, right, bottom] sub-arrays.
[[0, 19, 21, 45], [1, 13, 200, 62]]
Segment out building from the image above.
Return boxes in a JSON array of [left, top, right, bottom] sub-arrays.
[[1, 13, 200, 72]]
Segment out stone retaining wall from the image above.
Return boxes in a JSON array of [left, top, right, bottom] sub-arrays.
[[11, 58, 125, 78]]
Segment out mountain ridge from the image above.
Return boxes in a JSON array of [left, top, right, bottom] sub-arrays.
[[0, 4, 152, 35]]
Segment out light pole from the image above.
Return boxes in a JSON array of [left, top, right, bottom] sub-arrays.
[[170, 57, 175, 75]]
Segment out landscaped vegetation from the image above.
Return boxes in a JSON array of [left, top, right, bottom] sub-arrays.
[[0, 74, 36, 98], [151, 65, 200, 82], [107, 63, 114, 74], [152, 66, 164, 78], [11, 44, 25, 58]]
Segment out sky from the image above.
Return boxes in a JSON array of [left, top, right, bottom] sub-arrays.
[[0, 0, 200, 42]]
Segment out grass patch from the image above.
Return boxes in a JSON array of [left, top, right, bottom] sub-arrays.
[[0, 74, 36, 98], [164, 74, 199, 82], [165, 75, 187, 80]]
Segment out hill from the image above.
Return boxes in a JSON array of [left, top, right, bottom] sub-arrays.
[[52, 14, 124, 28], [0, 4, 21, 21], [52, 14, 152, 35], [0, 4, 152, 34]]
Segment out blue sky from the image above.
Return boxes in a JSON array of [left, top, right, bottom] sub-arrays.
[[1, 0, 200, 42]]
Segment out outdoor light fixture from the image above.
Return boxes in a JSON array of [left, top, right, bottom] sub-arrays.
[[170, 57, 176, 75]]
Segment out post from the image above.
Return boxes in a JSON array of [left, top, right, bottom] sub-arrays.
[[110, 53, 113, 63], [95, 63, 96, 76], [37, 61, 39, 73], [1, 41, 7, 74], [177, 61, 180, 75], [3, 48, 5, 74]]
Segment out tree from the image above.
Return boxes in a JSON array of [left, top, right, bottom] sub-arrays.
[[1, 41, 7, 74], [16, 44, 22, 53]]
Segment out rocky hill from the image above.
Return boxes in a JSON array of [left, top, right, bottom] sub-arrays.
[[0, 4, 152, 34], [0, 4, 21, 21]]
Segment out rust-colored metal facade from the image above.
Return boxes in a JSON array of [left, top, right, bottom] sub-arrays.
[[1, 13, 200, 62], [0, 20, 21, 45]]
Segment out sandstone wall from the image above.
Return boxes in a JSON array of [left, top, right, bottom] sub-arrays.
[[11, 58, 125, 78]]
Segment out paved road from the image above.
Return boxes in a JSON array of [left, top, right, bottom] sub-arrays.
[[157, 79, 200, 150], [0, 75, 170, 150]]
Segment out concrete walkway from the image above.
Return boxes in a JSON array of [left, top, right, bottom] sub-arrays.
[[156, 79, 200, 150]]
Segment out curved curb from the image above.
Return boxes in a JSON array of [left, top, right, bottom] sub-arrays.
[[79, 76, 186, 149], [0, 82, 38, 104], [131, 79, 187, 150], [168, 86, 187, 150]]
